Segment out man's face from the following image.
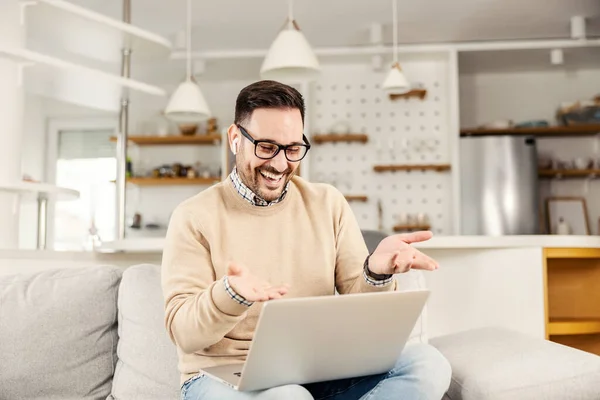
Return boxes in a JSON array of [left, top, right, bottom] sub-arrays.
[[232, 108, 304, 202]]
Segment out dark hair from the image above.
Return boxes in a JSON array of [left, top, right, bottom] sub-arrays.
[[234, 80, 305, 126]]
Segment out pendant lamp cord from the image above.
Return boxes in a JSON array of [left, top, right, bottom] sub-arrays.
[[288, 0, 294, 27], [392, 0, 398, 64], [186, 0, 192, 80]]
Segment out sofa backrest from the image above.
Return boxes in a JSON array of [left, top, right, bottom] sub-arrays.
[[0, 265, 122, 400], [108, 264, 180, 400]]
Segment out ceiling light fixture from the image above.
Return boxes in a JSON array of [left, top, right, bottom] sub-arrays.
[[165, 0, 211, 123], [382, 0, 410, 95], [260, 0, 320, 83]]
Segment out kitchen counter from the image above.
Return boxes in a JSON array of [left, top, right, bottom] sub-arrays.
[[416, 235, 600, 249], [4, 234, 600, 354], [95, 234, 600, 253]]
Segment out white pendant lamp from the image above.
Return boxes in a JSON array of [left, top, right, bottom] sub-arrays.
[[260, 0, 320, 83], [165, 0, 211, 123], [382, 0, 410, 94]]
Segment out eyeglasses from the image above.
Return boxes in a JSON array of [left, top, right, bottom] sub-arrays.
[[236, 124, 311, 162]]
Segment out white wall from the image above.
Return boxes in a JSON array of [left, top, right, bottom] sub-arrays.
[[424, 247, 546, 339], [459, 68, 600, 128], [459, 49, 600, 234]]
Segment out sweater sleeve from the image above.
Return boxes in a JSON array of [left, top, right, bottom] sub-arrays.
[[161, 206, 250, 354], [333, 191, 397, 294]]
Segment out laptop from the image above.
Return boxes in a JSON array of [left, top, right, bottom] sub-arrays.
[[199, 289, 430, 392]]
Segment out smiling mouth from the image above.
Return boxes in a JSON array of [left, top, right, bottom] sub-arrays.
[[259, 169, 284, 187]]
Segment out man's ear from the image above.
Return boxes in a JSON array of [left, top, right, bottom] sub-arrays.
[[227, 124, 239, 155]]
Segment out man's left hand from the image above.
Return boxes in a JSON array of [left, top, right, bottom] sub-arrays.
[[368, 231, 439, 275]]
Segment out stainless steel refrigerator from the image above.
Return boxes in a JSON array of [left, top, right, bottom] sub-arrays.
[[459, 135, 540, 235]]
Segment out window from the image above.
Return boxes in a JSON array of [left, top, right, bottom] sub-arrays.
[[53, 129, 117, 250]]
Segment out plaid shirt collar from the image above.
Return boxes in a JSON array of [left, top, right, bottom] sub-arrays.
[[229, 167, 289, 207]]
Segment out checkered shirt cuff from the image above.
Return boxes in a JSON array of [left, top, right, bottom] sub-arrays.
[[223, 276, 253, 307], [363, 268, 394, 287]]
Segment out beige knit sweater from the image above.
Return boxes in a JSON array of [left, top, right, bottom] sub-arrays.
[[161, 176, 396, 384]]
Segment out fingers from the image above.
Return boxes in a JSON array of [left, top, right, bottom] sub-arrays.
[[410, 251, 438, 271], [397, 230, 433, 244], [392, 247, 439, 273], [265, 284, 290, 299], [391, 250, 414, 273], [251, 287, 270, 302], [249, 284, 290, 302]]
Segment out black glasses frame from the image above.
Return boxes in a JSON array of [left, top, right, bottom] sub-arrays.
[[236, 124, 311, 162]]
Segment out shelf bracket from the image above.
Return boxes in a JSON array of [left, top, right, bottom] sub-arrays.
[[19, 1, 38, 25], [16, 61, 35, 86]]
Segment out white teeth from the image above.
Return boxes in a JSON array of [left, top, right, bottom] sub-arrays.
[[261, 170, 282, 180]]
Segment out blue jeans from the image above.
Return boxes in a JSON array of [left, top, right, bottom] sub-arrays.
[[181, 343, 452, 400]]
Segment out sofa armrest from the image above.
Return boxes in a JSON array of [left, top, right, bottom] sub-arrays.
[[430, 327, 600, 400]]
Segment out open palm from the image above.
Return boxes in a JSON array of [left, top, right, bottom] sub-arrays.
[[227, 262, 289, 302]]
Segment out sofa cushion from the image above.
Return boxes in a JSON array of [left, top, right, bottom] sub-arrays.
[[0, 265, 122, 400], [109, 264, 180, 400], [430, 327, 600, 400]]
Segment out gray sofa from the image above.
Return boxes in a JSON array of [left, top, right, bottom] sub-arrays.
[[1, 231, 600, 399]]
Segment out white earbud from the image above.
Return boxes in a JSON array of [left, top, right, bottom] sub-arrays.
[[232, 138, 239, 155]]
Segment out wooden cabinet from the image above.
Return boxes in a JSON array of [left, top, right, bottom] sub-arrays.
[[544, 248, 600, 355]]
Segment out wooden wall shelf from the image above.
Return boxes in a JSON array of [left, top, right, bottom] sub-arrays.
[[312, 134, 368, 144], [389, 88, 427, 101], [344, 195, 368, 202], [127, 177, 220, 186], [373, 164, 451, 172], [549, 318, 600, 336], [110, 134, 222, 145], [539, 169, 600, 179], [461, 125, 600, 137], [393, 224, 431, 232]]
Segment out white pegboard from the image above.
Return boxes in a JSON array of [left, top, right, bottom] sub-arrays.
[[306, 58, 454, 235]]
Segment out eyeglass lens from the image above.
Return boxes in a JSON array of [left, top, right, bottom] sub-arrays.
[[255, 142, 308, 161]]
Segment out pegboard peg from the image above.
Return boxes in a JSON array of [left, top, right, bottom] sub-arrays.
[[399, 138, 409, 150]]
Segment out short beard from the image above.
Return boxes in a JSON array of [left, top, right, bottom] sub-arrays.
[[235, 153, 294, 202]]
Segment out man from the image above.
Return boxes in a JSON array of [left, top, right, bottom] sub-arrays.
[[161, 80, 451, 400]]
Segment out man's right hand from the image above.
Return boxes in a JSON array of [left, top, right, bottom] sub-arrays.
[[227, 262, 289, 302]]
